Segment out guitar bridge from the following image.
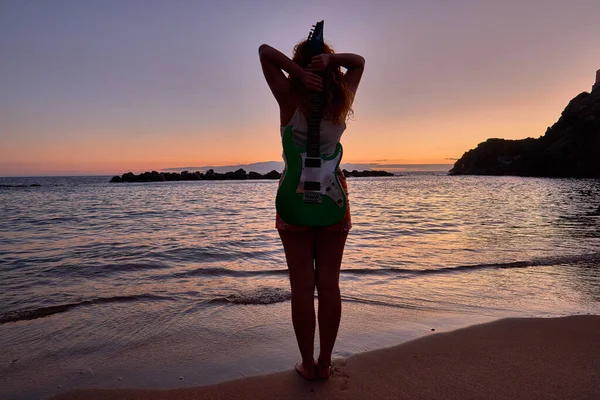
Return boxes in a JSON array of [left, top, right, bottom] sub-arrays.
[[303, 191, 322, 204]]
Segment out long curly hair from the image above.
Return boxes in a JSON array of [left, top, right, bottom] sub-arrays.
[[289, 40, 354, 125]]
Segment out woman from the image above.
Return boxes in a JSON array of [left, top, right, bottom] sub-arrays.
[[259, 39, 364, 380]]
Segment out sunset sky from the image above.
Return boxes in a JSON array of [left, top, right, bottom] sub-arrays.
[[1, 0, 598, 176]]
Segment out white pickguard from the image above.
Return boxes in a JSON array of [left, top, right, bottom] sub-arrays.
[[297, 152, 345, 207]]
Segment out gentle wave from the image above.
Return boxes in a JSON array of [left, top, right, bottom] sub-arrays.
[[0, 294, 171, 324], [5, 251, 595, 322], [155, 247, 277, 263], [342, 252, 600, 277], [171, 252, 600, 280], [341, 294, 430, 311], [208, 287, 291, 305], [172, 267, 289, 278], [0, 184, 41, 188]]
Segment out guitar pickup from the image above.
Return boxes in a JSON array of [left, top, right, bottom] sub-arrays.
[[303, 191, 322, 204], [304, 181, 321, 191], [305, 158, 321, 168]]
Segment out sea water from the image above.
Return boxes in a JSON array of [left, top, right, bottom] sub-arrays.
[[1, 175, 599, 399]]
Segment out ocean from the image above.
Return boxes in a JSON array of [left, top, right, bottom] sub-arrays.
[[1, 174, 599, 399]]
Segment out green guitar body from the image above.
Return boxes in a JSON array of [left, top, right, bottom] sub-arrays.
[[276, 126, 347, 227]]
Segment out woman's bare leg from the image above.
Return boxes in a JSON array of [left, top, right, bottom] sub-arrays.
[[278, 229, 317, 378], [314, 229, 348, 375]]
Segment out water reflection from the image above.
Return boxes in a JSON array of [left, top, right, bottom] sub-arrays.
[[1, 175, 600, 399]]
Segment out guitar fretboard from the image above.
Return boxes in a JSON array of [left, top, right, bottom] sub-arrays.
[[306, 91, 323, 158]]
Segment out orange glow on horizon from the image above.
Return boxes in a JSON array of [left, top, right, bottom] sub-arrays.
[[0, 72, 591, 177]]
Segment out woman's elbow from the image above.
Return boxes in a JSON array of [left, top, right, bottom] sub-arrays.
[[357, 55, 366, 68], [258, 44, 272, 57]]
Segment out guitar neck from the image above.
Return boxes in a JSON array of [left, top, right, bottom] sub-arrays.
[[306, 91, 323, 158], [305, 20, 325, 160]]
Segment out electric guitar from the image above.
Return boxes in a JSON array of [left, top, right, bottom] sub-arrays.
[[275, 21, 347, 227]]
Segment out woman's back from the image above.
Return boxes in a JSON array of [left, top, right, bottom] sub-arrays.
[[281, 109, 346, 157]]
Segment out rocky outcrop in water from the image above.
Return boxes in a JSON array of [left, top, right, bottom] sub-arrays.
[[110, 168, 395, 182], [110, 169, 281, 183], [449, 85, 600, 178], [341, 169, 395, 177]]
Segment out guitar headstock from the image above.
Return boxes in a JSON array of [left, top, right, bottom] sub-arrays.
[[307, 20, 324, 56]]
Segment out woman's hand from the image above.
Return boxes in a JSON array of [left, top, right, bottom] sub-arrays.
[[307, 54, 330, 72], [300, 69, 323, 92]]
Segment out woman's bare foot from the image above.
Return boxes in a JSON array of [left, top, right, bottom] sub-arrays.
[[295, 361, 316, 380], [316, 358, 332, 379]]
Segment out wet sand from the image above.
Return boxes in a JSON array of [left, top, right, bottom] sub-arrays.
[[53, 315, 600, 400]]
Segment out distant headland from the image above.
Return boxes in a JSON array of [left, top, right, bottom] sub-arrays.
[[110, 168, 394, 183], [449, 69, 600, 178]]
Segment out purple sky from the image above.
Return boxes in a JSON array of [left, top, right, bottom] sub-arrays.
[[1, 0, 598, 175]]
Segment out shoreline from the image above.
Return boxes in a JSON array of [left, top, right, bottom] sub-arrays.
[[52, 315, 600, 400]]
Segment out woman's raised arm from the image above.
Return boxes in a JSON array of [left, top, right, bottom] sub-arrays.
[[329, 53, 365, 95], [259, 44, 323, 107], [308, 53, 365, 95]]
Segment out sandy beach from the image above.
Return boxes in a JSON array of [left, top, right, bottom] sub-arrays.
[[52, 315, 600, 400]]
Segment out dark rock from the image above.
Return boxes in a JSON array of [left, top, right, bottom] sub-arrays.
[[342, 169, 394, 177], [122, 172, 135, 181], [364, 170, 394, 177], [234, 168, 247, 179], [111, 169, 283, 182], [450, 88, 600, 178], [248, 171, 262, 179], [204, 169, 216, 180], [264, 170, 282, 179], [109, 167, 393, 183]]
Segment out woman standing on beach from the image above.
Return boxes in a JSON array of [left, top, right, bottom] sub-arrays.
[[258, 38, 364, 380]]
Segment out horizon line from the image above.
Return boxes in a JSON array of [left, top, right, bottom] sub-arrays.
[[0, 162, 454, 178]]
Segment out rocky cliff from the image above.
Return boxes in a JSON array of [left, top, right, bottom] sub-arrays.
[[449, 87, 600, 178]]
